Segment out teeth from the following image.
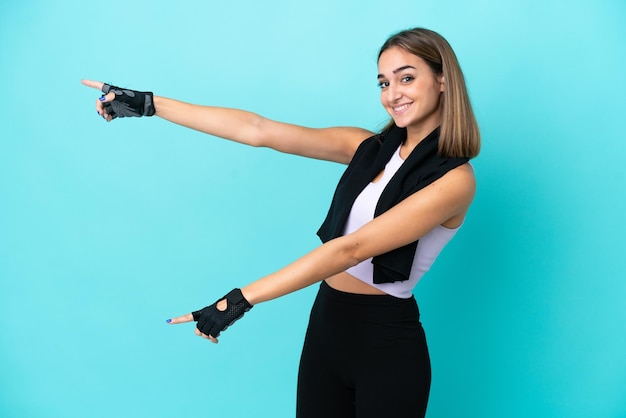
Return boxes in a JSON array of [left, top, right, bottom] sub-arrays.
[[394, 104, 410, 112]]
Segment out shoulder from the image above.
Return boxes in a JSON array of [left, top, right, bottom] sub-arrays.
[[432, 162, 475, 197], [347, 128, 381, 150], [431, 162, 476, 228], [450, 161, 475, 181], [408, 161, 475, 219], [313, 126, 375, 164]]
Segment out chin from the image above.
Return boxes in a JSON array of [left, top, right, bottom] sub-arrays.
[[392, 120, 408, 128]]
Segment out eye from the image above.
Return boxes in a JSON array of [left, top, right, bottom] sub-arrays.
[[401, 75, 414, 83], [378, 80, 389, 89]]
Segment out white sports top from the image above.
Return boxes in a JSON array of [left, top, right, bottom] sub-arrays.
[[343, 144, 460, 298]]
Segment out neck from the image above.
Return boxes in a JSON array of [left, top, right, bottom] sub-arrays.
[[401, 121, 440, 157]]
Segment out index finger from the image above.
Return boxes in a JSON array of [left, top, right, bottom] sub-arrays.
[[81, 79, 104, 91], [166, 313, 195, 325]]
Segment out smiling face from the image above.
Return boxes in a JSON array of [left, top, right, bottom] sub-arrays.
[[377, 46, 445, 140]]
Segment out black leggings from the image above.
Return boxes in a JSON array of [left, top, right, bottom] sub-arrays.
[[296, 281, 431, 418]]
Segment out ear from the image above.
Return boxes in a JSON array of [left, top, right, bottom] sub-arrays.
[[438, 74, 445, 92]]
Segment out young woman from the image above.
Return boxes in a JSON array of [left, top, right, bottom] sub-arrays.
[[83, 27, 480, 418]]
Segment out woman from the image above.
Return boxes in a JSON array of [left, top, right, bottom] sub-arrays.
[[83, 27, 480, 418]]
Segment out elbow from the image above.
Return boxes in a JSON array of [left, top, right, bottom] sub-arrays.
[[333, 237, 367, 270], [247, 115, 270, 148], [343, 252, 361, 270]]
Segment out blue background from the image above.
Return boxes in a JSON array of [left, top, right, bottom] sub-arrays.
[[1, 0, 625, 417]]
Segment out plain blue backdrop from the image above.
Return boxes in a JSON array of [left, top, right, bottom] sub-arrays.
[[1, 0, 625, 417]]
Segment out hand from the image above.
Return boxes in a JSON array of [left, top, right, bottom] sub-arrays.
[[166, 288, 253, 344], [81, 79, 155, 122]]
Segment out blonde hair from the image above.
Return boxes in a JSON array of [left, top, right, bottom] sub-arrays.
[[378, 28, 481, 158]]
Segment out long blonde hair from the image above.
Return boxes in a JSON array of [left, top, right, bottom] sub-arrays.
[[378, 28, 481, 158]]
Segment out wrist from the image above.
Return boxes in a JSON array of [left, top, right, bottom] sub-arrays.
[[240, 286, 257, 306], [152, 95, 165, 117]]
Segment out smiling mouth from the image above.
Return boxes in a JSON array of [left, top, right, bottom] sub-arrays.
[[392, 103, 412, 114]]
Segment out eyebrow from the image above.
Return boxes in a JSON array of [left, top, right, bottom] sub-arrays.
[[377, 65, 416, 79]]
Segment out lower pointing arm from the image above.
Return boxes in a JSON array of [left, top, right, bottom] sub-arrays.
[[241, 237, 358, 305]]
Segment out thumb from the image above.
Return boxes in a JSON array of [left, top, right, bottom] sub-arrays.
[[98, 91, 116, 103], [99, 84, 115, 103]]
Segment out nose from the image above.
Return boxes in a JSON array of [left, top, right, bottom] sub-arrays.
[[386, 83, 401, 103]]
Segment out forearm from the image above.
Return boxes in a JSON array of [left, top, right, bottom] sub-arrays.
[[241, 238, 358, 305], [154, 96, 265, 147], [240, 166, 476, 306], [153, 96, 369, 163]]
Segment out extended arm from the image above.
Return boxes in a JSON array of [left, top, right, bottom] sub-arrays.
[[82, 80, 372, 164], [169, 163, 475, 342], [154, 97, 372, 163], [241, 163, 475, 304]]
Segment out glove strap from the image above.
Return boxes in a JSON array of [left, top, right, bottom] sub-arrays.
[[224, 288, 253, 311]]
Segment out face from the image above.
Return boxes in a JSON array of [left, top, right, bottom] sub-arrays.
[[377, 46, 444, 137]]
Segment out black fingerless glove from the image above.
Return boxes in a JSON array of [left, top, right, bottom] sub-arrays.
[[101, 83, 155, 119], [192, 288, 253, 338]]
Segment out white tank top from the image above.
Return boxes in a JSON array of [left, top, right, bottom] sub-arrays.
[[343, 144, 460, 298]]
